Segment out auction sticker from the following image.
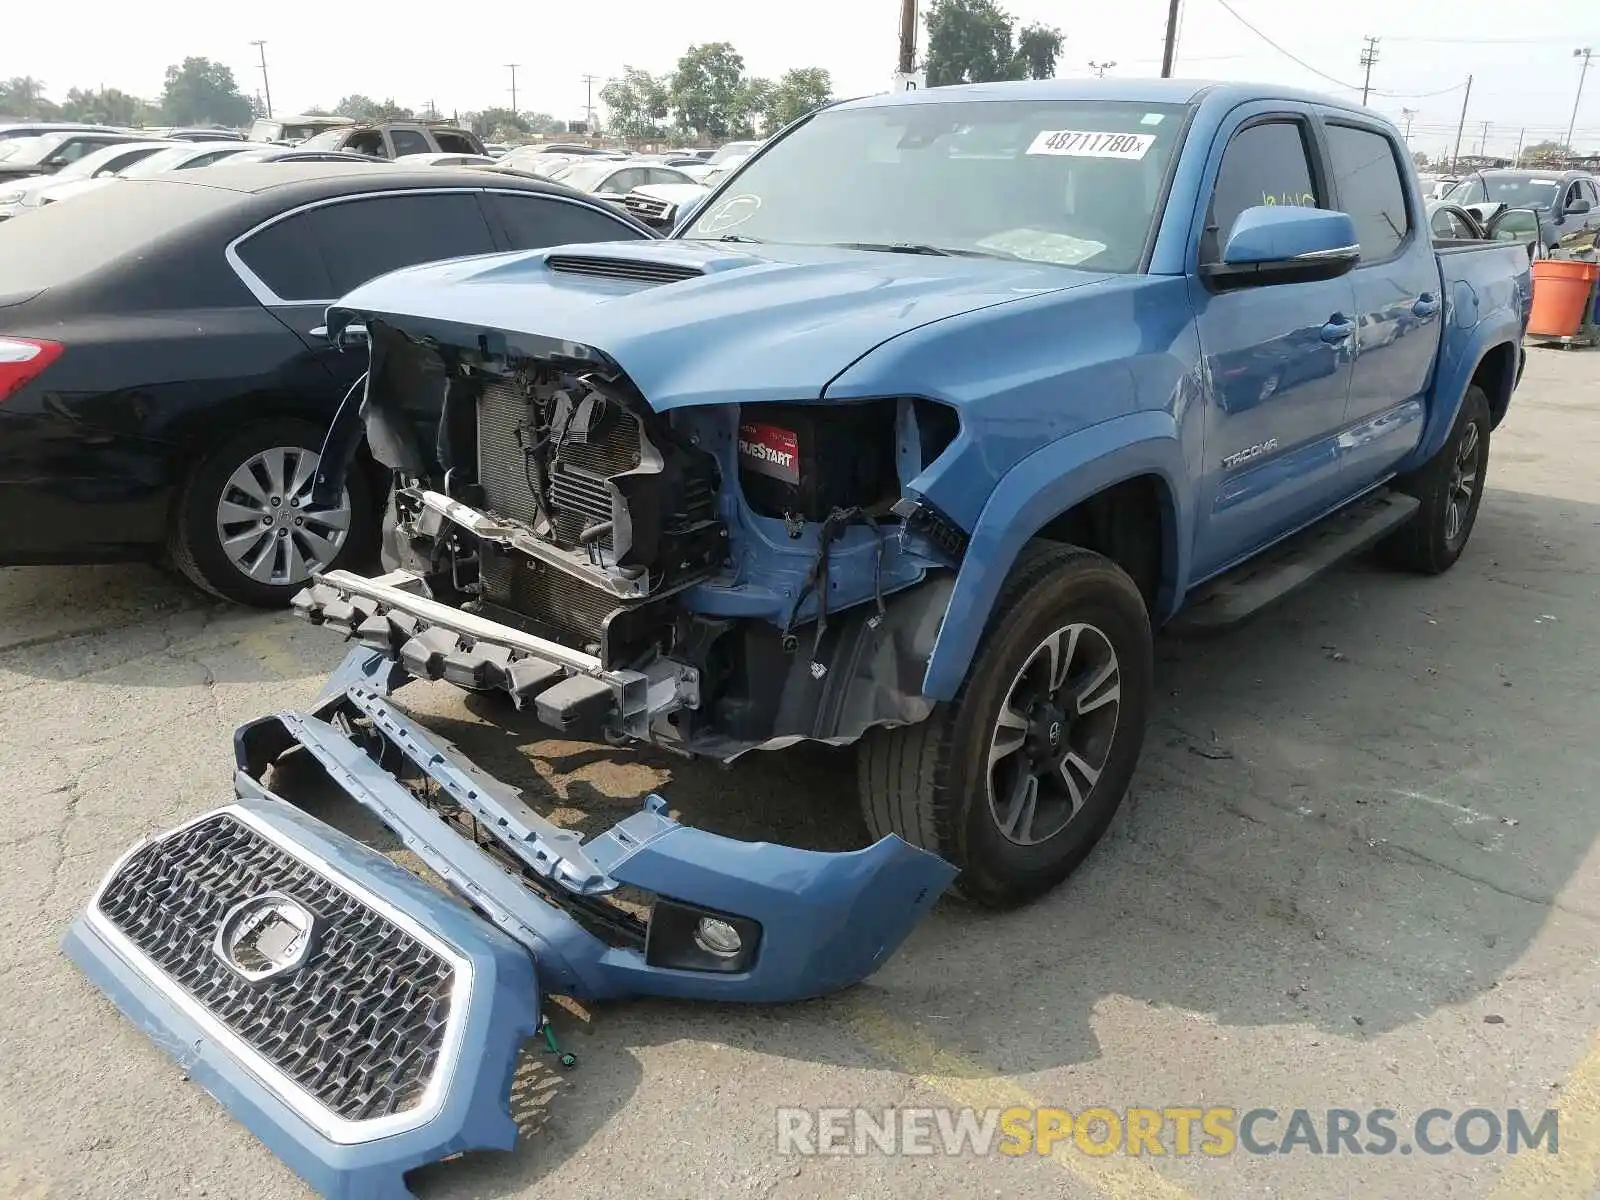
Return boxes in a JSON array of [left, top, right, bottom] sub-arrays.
[[1026, 130, 1156, 159]]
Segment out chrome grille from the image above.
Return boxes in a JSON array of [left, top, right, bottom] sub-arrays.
[[95, 812, 456, 1123], [623, 194, 673, 221]]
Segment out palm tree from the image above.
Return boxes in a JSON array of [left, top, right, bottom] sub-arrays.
[[0, 76, 55, 119]]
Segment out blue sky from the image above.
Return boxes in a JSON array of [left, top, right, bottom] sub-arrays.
[[7, 0, 1600, 156]]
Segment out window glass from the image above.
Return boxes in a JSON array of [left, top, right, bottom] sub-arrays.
[[234, 210, 333, 301], [390, 129, 430, 157], [237, 192, 496, 300], [1205, 121, 1321, 261], [484, 192, 648, 249], [599, 168, 645, 194], [434, 132, 474, 154], [1325, 124, 1409, 261]]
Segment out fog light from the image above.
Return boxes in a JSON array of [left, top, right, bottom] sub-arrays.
[[694, 917, 743, 957]]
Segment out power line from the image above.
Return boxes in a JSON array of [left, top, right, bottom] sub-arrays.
[[1208, 0, 1362, 90]]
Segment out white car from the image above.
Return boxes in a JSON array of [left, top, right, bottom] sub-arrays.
[[0, 139, 179, 219], [29, 141, 262, 209], [394, 152, 498, 168], [620, 157, 751, 229]]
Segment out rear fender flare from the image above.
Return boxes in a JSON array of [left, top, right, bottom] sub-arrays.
[[921, 412, 1190, 701], [1397, 323, 1521, 474]]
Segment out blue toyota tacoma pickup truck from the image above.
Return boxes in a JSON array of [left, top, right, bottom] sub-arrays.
[[66, 80, 1532, 1198]]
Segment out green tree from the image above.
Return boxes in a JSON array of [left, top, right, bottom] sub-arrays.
[[924, 0, 1061, 86], [332, 95, 415, 122], [0, 76, 59, 119], [601, 68, 672, 142], [1012, 23, 1063, 80], [732, 77, 772, 138], [760, 67, 832, 132], [59, 87, 153, 127], [525, 112, 562, 134], [669, 42, 747, 140], [463, 106, 530, 140], [160, 58, 253, 127]]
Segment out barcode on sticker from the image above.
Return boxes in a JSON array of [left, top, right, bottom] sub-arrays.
[[1026, 130, 1156, 159]]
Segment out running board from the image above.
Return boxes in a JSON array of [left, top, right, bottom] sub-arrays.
[[1171, 490, 1420, 631]]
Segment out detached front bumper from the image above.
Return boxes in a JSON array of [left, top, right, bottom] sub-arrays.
[[64, 646, 954, 1196]]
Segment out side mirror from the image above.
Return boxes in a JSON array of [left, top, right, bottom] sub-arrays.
[[1568, 197, 1592, 214], [1203, 205, 1360, 287]]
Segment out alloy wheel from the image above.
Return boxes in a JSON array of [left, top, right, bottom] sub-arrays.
[[987, 622, 1122, 847], [1444, 421, 1481, 547], [215, 446, 352, 587]]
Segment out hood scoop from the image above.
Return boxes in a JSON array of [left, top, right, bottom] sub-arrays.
[[546, 254, 705, 287]]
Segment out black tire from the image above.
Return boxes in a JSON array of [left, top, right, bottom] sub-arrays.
[[1379, 386, 1491, 575], [857, 543, 1153, 909], [168, 418, 374, 607]]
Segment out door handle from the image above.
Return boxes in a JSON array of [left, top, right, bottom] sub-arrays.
[[1320, 315, 1355, 342], [1412, 293, 1440, 317], [308, 323, 369, 347]]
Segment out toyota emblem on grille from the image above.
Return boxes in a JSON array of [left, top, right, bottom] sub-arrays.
[[212, 891, 320, 982]]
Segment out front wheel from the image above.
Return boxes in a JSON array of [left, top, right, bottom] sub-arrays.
[[168, 418, 373, 607], [857, 544, 1152, 909]]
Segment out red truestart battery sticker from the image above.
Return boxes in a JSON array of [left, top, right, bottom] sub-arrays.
[[738, 422, 800, 484]]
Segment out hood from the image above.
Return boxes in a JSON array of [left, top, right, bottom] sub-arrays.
[[332, 240, 1112, 409], [32, 177, 113, 206]]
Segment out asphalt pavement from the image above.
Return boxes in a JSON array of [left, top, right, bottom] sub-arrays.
[[3, 348, 1600, 1200]]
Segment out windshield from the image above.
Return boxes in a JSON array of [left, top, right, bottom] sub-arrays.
[[1446, 174, 1563, 209], [708, 141, 760, 165], [1, 135, 66, 167], [680, 100, 1188, 272]]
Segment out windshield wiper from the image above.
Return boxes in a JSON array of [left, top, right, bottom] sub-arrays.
[[715, 233, 764, 243], [832, 241, 956, 256]]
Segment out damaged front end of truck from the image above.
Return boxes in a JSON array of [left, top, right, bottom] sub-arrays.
[[63, 244, 985, 1198]]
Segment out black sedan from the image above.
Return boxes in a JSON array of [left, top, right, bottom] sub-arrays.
[[0, 163, 655, 605]]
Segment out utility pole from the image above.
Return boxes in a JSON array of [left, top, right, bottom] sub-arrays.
[[249, 40, 272, 119], [581, 73, 599, 134], [505, 64, 520, 116], [1088, 61, 1117, 78], [1160, 0, 1181, 78], [898, 0, 918, 74], [1451, 73, 1473, 173], [1477, 120, 1490, 158], [1359, 36, 1380, 106], [1567, 47, 1592, 153], [1400, 107, 1417, 141], [1513, 127, 1526, 167]]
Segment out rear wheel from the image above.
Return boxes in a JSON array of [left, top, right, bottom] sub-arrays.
[[1379, 386, 1490, 575], [857, 544, 1152, 909], [169, 418, 372, 607]]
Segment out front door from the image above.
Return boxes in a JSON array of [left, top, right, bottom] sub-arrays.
[[1323, 119, 1439, 488], [1189, 111, 1357, 580]]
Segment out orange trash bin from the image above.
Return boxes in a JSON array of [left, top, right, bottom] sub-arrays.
[[1528, 259, 1600, 338]]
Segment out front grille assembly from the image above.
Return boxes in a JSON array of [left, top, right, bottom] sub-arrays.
[[94, 812, 459, 1125]]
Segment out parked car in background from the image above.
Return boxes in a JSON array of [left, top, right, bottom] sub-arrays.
[[0, 121, 113, 141], [483, 142, 510, 158], [1445, 169, 1600, 253], [395, 151, 498, 168], [159, 127, 247, 142], [247, 114, 355, 144], [705, 139, 762, 165], [621, 155, 752, 228], [297, 121, 486, 159], [0, 140, 180, 219], [493, 144, 624, 176], [1427, 199, 1489, 240], [224, 147, 390, 165], [550, 158, 698, 201], [0, 129, 144, 180], [0, 163, 656, 605]]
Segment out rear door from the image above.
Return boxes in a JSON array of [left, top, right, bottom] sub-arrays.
[[1189, 107, 1357, 579], [388, 128, 431, 158], [229, 190, 498, 383], [1320, 118, 1437, 488]]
